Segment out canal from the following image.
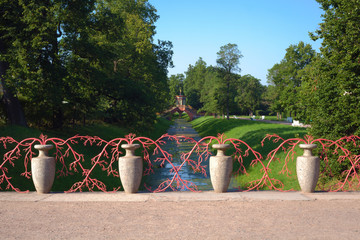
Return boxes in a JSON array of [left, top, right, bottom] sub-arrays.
[[146, 118, 237, 191]]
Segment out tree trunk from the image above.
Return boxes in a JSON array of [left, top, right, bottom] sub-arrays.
[[50, 30, 64, 129], [0, 58, 27, 127], [52, 106, 63, 129]]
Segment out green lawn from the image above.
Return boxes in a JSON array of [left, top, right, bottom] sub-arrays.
[[191, 116, 309, 190], [233, 115, 287, 121]]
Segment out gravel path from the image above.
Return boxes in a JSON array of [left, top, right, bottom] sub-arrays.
[[1, 199, 360, 239]]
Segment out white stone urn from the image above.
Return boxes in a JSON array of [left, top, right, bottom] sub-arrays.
[[210, 144, 232, 193], [119, 144, 143, 193], [31, 144, 56, 194], [296, 144, 320, 193]]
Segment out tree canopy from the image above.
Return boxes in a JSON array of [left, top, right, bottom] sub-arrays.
[[266, 0, 360, 138], [216, 43, 243, 120], [183, 57, 265, 117], [267, 41, 316, 119], [302, 0, 360, 138], [0, 0, 173, 131]]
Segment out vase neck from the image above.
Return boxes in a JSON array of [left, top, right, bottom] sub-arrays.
[[212, 144, 230, 157], [34, 145, 53, 158], [216, 149, 226, 157], [121, 144, 140, 157], [125, 149, 136, 157], [303, 149, 314, 157], [299, 144, 317, 157], [38, 150, 49, 157]]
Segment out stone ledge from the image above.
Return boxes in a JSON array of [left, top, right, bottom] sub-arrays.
[[1, 191, 360, 202]]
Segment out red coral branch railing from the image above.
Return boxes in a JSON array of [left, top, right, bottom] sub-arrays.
[[1, 133, 360, 193], [260, 134, 360, 191]]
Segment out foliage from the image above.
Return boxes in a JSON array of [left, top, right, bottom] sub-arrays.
[[267, 41, 316, 119], [183, 57, 207, 109], [199, 66, 228, 115], [301, 0, 360, 139], [216, 43, 243, 120], [236, 74, 264, 115], [183, 58, 265, 116], [0, 0, 173, 130], [168, 74, 184, 105]]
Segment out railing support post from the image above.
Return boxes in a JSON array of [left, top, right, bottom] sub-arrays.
[[31, 145, 55, 193], [119, 144, 143, 193], [296, 144, 320, 193], [210, 144, 232, 193]]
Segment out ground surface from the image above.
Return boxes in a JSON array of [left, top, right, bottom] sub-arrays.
[[1, 192, 360, 239]]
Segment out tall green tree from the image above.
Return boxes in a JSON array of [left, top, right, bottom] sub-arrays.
[[301, 0, 360, 138], [0, 0, 173, 130], [1, 0, 95, 128], [0, 0, 27, 126], [236, 74, 264, 116], [216, 43, 243, 120], [183, 57, 207, 110], [199, 66, 227, 116], [267, 41, 316, 118]]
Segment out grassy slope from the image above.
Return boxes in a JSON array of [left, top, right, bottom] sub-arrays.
[[191, 116, 308, 190], [0, 117, 172, 192]]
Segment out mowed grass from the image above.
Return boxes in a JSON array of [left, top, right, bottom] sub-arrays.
[[191, 116, 308, 190], [235, 115, 286, 121], [0, 117, 172, 192]]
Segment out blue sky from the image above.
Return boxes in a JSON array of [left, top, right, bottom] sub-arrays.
[[150, 0, 324, 85]]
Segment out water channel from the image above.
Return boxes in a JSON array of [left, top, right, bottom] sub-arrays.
[[146, 118, 237, 191]]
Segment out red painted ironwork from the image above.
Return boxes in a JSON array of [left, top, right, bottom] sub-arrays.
[[260, 134, 360, 191], [1, 133, 359, 193]]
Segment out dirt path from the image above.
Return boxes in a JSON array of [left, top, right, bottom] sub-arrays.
[[1, 199, 359, 239]]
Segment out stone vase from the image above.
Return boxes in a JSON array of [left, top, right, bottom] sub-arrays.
[[210, 144, 232, 193], [119, 144, 143, 193], [31, 144, 55, 194], [296, 144, 320, 193]]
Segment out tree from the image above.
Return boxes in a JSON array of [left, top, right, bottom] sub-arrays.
[[236, 74, 264, 116], [267, 41, 316, 118], [199, 66, 226, 116], [301, 0, 360, 138], [168, 74, 184, 105], [0, 0, 173, 130], [183, 57, 207, 109], [0, 0, 29, 126], [216, 43, 243, 120], [0, 0, 96, 128]]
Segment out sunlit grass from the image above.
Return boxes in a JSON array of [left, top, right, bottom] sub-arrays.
[[191, 116, 308, 190]]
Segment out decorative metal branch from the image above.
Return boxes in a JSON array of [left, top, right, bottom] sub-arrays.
[[1, 133, 359, 193], [260, 134, 360, 191]]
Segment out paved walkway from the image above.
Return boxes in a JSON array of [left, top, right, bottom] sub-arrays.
[[1, 191, 360, 239], [1, 190, 360, 202]]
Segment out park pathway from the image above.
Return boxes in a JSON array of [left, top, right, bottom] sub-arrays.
[[1, 191, 360, 239], [146, 118, 237, 191]]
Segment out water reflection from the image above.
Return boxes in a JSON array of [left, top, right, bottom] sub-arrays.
[[146, 119, 236, 191]]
